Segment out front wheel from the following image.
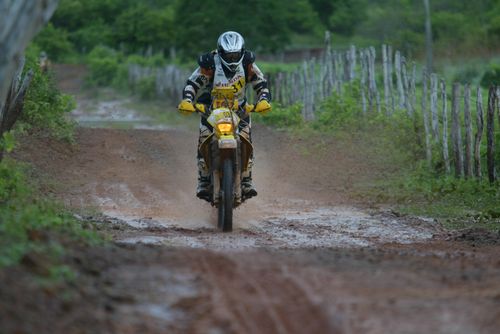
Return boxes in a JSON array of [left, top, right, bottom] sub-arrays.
[[218, 158, 234, 232]]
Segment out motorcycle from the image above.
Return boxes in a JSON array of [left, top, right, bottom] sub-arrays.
[[191, 87, 258, 232]]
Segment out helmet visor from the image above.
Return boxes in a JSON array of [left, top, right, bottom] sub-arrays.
[[221, 51, 243, 64]]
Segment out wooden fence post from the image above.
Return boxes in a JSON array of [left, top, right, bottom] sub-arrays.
[[301, 61, 310, 120], [401, 56, 412, 116], [366, 47, 379, 112], [343, 51, 350, 82], [382, 45, 391, 114], [324, 31, 334, 97], [350, 45, 357, 80], [463, 84, 473, 178], [293, 70, 301, 104], [451, 83, 464, 178], [474, 87, 484, 178], [422, 69, 432, 167], [487, 86, 496, 183], [441, 80, 451, 174], [309, 59, 317, 118], [410, 63, 417, 116], [388, 45, 395, 113], [395, 51, 405, 110], [360, 49, 368, 114], [333, 51, 342, 95], [430, 73, 439, 142], [362, 49, 373, 112]]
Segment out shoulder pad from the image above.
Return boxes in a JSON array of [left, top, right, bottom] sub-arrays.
[[197, 52, 215, 70], [242, 50, 255, 66]]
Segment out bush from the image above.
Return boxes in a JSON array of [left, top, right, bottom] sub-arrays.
[[453, 65, 481, 85], [86, 46, 121, 87], [255, 103, 304, 128], [480, 64, 500, 88], [85, 46, 172, 92], [20, 47, 76, 141], [136, 76, 157, 100], [70, 21, 114, 53]]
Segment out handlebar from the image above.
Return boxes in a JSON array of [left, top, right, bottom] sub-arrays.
[[194, 103, 255, 119]]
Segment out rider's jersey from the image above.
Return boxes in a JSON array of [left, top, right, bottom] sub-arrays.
[[183, 50, 270, 105], [212, 55, 246, 104]]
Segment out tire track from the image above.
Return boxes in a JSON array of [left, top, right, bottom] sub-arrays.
[[189, 251, 337, 334]]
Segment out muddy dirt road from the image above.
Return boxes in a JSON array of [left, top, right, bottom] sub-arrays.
[[7, 78, 500, 333]]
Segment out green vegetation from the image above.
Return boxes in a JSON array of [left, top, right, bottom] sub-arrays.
[[31, 0, 500, 97], [25, 0, 500, 232], [368, 172, 500, 231], [35, 0, 500, 62], [480, 64, 500, 88], [257, 103, 304, 129], [21, 46, 76, 142], [0, 48, 101, 272], [85, 46, 122, 87], [0, 159, 100, 269], [83, 45, 173, 93], [257, 82, 500, 231]]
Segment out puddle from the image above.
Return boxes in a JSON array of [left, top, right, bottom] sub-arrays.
[[107, 201, 438, 250], [73, 99, 148, 122], [72, 98, 174, 129]]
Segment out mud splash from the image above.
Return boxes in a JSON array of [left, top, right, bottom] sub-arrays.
[[96, 199, 439, 250]]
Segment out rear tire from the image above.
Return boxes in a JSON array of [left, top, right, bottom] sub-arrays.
[[218, 158, 234, 232]]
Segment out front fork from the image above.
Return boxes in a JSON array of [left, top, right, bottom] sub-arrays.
[[211, 141, 242, 207]]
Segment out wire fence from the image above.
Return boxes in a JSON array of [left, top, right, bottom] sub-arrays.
[[127, 32, 500, 183], [265, 32, 500, 183]]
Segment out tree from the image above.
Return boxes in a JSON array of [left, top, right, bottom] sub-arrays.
[[423, 0, 433, 71], [173, 0, 291, 58], [308, 0, 366, 36], [0, 0, 59, 117], [114, 4, 175, 54], [33, 23, 74, 61]]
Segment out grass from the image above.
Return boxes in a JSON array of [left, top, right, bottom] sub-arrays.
[[0, 158, 103, 274], [358, 169, 500, 231], [261, 86, 500, 232]]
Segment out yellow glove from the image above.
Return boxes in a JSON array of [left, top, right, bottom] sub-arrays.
[[194, 103, 206, 114], [178, 99, 195, 115], [254, 100, 271, 114]]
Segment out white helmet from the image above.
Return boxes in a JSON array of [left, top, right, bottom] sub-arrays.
[[217, 31, 245, 72]]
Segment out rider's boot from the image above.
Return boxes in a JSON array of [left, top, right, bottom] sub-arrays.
[[196, 158, 211, 200], [242, 159, 257, 199], [196, 124, 211, 200]]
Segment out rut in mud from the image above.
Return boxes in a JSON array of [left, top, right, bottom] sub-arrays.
[[5, 84, 500, 334]]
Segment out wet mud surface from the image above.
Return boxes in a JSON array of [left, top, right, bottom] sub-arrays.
[[3, 80, 500, 333]]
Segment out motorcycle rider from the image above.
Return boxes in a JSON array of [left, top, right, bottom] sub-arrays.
[[178, 31, 271, 200]]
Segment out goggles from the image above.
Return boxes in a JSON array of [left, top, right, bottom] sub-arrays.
[[221, 51, 243, 63]]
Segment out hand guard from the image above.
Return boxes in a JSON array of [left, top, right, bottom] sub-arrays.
[[178, 99, 196, 115], [254, 99, 271, 114]]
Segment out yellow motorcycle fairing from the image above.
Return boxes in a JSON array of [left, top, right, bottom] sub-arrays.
[[198, 133, 253, 172], [198, 86, 253, 171], [207, 107, 240, 142]]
